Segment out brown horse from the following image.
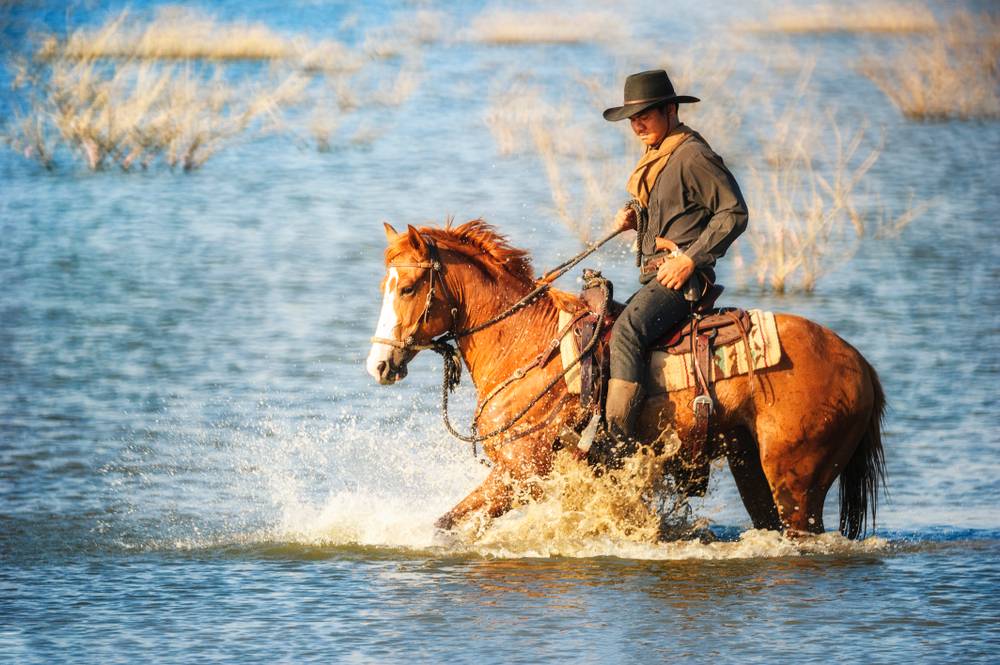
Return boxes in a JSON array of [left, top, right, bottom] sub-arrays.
[[366, 220, 886, 539]]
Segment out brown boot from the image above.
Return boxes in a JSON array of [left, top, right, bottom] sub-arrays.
[[591, 379, 645, 467]]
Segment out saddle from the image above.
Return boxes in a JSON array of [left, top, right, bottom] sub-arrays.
[[573, 270, 752, 495]]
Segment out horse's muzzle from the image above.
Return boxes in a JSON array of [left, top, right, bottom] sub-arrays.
[[367, 342, 411, 384], [375, 358, 408, 384]]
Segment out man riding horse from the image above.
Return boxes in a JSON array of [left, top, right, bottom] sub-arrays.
[[366, 68, 884, 538], [602, 69, 748, 450]]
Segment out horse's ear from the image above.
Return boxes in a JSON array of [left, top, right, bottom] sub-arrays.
[[406, 225, 427, 254], [383, 222, 399, 241]]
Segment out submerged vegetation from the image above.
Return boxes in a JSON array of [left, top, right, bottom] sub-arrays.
[[859, 11, 1000, 120], [4, 1, 970, 292], [464, 10, 626, 45], [750, 2, 937, 34], [3, 6, 429, 170], [753, 3, 999, 120]]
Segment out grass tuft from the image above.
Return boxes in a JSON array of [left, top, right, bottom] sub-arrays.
[[750, 3, 937, 34], [465, 10, 627, 45], [858, 11, 1000, 120], [4, 6, 429, 170]]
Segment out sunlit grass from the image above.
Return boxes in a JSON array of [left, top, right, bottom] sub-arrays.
[[859, 11, 1000, 120], [465, 9, 626, 44], [3, 6, 428, 170], [750, 3, 937, 34], [37, 6, 363, 72]]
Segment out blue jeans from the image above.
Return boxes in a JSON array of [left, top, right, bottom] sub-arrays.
[[609, 279, 690, 384]]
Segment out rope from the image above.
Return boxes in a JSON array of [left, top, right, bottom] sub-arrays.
[[433, 279, 611, 452], [627, 199, 647, 267]]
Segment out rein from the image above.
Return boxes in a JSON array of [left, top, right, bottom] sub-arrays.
[[373, 229, 622, 457]]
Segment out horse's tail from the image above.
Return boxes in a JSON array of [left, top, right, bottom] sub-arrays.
[[839, 356, 887, 539]]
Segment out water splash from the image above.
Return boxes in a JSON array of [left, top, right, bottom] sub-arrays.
[[108, 397, 889, 560]]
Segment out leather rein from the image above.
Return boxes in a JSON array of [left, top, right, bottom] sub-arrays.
[[370, 230, 621, 457]]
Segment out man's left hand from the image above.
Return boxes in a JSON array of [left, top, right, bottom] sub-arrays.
[[656, 253, 695, 290]]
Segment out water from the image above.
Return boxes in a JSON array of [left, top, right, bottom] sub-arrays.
[[2, 1, 999, 662]]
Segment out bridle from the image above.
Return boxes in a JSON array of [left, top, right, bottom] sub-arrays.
[[371, 235, 561, 355], [369, 239, 462, 354]]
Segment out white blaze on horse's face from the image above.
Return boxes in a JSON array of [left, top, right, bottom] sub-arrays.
[[367, 267, 402, 383]]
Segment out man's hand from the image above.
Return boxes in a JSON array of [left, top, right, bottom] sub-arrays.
[[614, 206, 637, 232], [656, 253, 695, 290]]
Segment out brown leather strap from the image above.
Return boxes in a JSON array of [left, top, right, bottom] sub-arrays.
[[640, 255, 669, 276], [472, 309, 587, 425], [687, 323, 713, 471]]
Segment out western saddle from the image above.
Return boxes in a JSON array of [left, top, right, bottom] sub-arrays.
[[572, 269, 751, 495]]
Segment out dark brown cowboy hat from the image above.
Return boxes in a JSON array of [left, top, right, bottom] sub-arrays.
[[603, 69, 700, 122]]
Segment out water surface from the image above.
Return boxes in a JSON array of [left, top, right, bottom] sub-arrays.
[[2, 1, 999, 662]]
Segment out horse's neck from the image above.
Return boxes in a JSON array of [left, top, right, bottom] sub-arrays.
[[450, 267, 560, 395]]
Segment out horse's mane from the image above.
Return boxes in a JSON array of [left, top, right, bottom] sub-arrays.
[[386, 218, 584, 312]]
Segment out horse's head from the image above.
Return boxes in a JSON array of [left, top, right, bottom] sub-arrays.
[[366, 223, 458, 385]]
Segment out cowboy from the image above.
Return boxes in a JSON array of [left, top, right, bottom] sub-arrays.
[[602, 69, 748, 447]]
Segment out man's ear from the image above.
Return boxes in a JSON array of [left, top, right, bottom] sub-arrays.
[[406, 225, 427, 253], [383, 222, 399, 241]]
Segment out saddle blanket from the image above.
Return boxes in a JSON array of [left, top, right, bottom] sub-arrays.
[[558, 309, 783, 395]]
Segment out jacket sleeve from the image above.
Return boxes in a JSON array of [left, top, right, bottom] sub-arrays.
[[681, 150, 749, 270]]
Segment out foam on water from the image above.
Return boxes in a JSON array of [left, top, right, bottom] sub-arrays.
[[130, 406, 890, 561]]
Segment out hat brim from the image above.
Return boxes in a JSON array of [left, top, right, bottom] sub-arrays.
[[602, 95, 700, 122]]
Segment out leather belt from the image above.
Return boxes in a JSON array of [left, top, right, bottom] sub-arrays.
[[640, 253, 676, 276]]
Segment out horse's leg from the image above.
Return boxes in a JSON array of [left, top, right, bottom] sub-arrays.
[[725, 428, 781, 531], [434, 464, 515, 531], [753, 318, 876, 536], [434, 436, 553, 531]]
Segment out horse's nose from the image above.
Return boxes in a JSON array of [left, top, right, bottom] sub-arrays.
[[377, 360, 389, 381]]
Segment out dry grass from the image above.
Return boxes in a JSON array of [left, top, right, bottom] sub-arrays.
[[4, 6, 429, 169], [37, 6, 364, 72], [859, 11, 1000, 120], [726, 61, 885, 292], [751, 2, 937, 34], [485, 83, 613, 242], [12, 56, 307, 171], [361, 9, 445, 58], [465, 9, 627, 44], [744, 124, 880, 293]]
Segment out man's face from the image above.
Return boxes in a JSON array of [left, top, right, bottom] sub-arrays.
[[630, 106, 672, 147]]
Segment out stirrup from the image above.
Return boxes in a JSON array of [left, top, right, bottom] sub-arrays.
[[586, 423, 639, 470]]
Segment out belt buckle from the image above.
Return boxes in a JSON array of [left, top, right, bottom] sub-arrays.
[[692, 394, 714, 415]]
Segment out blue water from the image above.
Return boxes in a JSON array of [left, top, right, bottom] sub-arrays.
[[2, 1, 999, 663]]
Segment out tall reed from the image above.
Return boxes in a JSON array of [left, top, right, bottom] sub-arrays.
[[465, 10, 626, 45], [4, 6, 430, 170], [749, 3, 937, 34], [858, 11, 1000, 120]]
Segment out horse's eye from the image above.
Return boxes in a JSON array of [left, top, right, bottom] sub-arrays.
[[399, 285, 415, 296]]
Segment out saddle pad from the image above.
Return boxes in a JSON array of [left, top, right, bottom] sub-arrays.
[[646, 309, 782, 394], [557, 309, 782, 396], [557, 309, 583, 394]]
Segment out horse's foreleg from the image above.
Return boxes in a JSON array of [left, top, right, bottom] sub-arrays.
[[434, 437, 553, 531], [434, 465, 514, 531]]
